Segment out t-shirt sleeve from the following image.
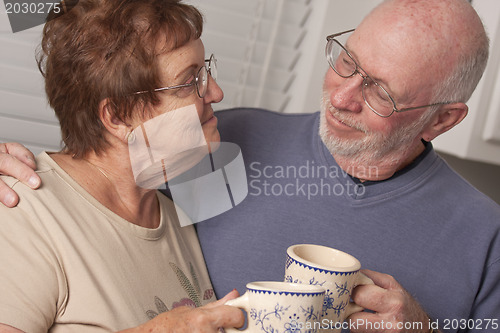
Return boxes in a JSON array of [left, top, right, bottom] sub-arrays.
[[0, 206, 64, 333]]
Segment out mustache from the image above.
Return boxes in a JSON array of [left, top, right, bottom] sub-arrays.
[[324, 103, 369, 134], [321, 90, 369, 134]]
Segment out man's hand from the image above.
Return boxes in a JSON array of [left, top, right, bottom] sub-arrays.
[[349, 269, 432, 333], [0, 143, 40, 207]]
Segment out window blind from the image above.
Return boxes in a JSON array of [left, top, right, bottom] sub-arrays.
[[0, 9, 60, 154], [188, 0, 322, 113]]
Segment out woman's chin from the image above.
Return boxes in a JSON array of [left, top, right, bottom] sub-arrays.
[[206, 133, 221, 153], [203, 124, 221, 151]]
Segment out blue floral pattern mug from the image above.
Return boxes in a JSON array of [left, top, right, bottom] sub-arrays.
[[225, 281, 325, 333], [285, 244, 373, 332]]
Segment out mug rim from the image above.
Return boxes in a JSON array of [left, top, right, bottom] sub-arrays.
[[246, 281, 325, 296], [287, 244, 361, 273]]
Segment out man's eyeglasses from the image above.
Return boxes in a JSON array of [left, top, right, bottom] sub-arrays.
[[134, 54, 217, 98], [325, 30, 451, 117]]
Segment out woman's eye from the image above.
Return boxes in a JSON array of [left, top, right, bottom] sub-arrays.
[[180, 85, 195, 94], [175, 81, 196, 97], [184, 75, 195, 85]]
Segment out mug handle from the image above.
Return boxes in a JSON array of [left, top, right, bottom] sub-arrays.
[[344, 272, 374, 317], [224, 293, 250, 332]]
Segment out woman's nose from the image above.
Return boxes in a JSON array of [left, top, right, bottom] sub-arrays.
[[204, 75, 224, 104]]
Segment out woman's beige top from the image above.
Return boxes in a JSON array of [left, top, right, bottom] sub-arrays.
[[0, 152, 216, 333]]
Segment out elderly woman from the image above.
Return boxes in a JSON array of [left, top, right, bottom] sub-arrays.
[[0, 0, 243, 332]]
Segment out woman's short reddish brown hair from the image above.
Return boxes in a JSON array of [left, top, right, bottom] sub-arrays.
[[37, 0, 203, 157]]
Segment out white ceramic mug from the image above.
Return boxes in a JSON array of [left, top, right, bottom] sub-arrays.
[[225, 281, 325, 332], [285, 244, 373, 332]]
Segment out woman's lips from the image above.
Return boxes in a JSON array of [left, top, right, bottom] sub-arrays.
[[201, 114, 216, 125]]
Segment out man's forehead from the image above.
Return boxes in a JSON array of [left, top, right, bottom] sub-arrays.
[[346, 26, 436, 105]]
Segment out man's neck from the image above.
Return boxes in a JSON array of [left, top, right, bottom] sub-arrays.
[[332, 141, 427, 182]]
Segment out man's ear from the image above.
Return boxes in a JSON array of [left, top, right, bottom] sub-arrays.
[[421, 102, 468, 142], [99, 99, 131, 143]]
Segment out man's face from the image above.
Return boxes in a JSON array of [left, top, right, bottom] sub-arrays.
[[319, 27, 435, 165]]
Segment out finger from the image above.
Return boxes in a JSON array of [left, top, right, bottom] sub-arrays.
[[0, 181, 19, 207], [0, 153, 41, 189], [361, 269, 401, 291], [208, 304, 245, 329], [351, 283, 380, 311], [205, 289, 240, 308], [3, 143, 37, 170], [218, 289, 240, 303], [351, 278, 407, 315]]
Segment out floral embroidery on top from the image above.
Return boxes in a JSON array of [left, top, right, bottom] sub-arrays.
[[146, 262, 215, 319]]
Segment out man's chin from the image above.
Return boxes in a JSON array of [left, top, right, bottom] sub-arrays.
[[319, 122, 366, 157]]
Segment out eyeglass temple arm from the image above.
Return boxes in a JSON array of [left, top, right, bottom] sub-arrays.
[[396, 101, 453, 113], [326, 28, 355, 41]]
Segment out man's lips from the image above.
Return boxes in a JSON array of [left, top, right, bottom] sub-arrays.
[[325, 108, 367, 134], [326, 108, 354, 130]]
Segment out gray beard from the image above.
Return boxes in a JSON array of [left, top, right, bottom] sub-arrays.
[[318, 91, 432, 168]]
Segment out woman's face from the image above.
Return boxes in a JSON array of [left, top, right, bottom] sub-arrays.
[[125, 38, 224, 186], [141, 38, 223, 145]]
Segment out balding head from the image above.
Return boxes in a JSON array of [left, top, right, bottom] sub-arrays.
[[355, 0, 488, 103]]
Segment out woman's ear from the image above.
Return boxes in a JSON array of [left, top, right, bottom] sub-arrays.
[[421, 102, 468, 142], [99, 99, 131, 143]]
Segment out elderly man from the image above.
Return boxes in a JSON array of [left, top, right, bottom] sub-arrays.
[[1, 0, 499, 332], [196, 0, 499, 332]]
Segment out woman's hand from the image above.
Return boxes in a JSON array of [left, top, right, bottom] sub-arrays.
[[121, 289, 245, 333], [0, 143, 40, 207]]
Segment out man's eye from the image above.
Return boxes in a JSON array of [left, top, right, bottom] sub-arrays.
[[341, 55, 354, 69]]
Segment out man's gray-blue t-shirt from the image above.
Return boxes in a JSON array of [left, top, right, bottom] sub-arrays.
[[193, 108, 500, 332]]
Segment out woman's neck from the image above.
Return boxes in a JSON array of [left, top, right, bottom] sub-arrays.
[[51, 150, 160, 229]]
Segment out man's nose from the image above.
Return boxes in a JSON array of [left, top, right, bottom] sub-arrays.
[[329, 70, 364, 113]]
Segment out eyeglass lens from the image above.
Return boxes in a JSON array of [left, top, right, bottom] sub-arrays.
[[197, 54, 217, 98], [326, 37, 395, 117], [207, 54, 217, 81], [196, 66, 208, 98]]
